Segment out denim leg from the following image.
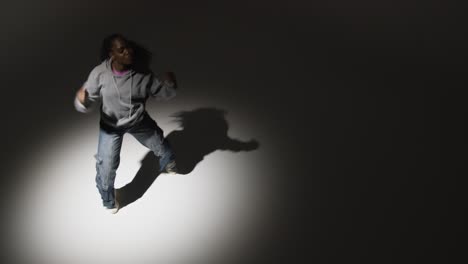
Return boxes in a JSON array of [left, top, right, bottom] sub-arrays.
[[95, 128, 124, 208], [128, 114, 175, 172]]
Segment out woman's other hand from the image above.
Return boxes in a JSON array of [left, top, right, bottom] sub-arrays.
[[162, 72, 177, 88]]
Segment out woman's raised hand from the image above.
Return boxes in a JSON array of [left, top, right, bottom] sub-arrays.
[[162, 72, 177, 88]]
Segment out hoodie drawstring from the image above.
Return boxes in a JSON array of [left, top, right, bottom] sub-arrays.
[[112, 73, 133, 119]]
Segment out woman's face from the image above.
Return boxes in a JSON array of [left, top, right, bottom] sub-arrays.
[[109, 37, 134, 65]]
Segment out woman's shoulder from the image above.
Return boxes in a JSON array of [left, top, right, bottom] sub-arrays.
[[84, 60, 110, 83], [89, 60, 110, 75]]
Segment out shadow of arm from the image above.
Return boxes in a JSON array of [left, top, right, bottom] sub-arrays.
[[220, 138, 260, 152]]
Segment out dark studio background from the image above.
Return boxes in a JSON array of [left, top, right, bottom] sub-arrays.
[[0, 0, 466, 263]]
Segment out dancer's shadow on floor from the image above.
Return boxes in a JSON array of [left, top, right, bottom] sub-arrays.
[[116, 107, 260, 209]]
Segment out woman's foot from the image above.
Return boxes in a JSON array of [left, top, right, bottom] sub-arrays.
[[164, 161, 178, 175], [106, 200, 120, 214]]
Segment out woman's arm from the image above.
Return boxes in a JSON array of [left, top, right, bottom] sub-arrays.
[[148, 71, 177, 100], [74, 86, 91, 113], [74, 66, 103, 113], [76, 86, 88, 104]]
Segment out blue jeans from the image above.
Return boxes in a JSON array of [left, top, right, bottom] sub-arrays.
[[95, 112, 175, 208]]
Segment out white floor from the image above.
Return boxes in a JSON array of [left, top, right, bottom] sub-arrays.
[[5, 102, 275, 264]]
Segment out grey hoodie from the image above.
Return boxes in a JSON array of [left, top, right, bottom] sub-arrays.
[[74, 58, 176, 129]]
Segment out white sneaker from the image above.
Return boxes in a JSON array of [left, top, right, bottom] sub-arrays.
[[106, 200, 120, 214], [164, 161, 178, 175]]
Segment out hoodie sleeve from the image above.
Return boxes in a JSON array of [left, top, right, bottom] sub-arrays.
[[148, 73, 177, 101], [74, 66, 103, 113]]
